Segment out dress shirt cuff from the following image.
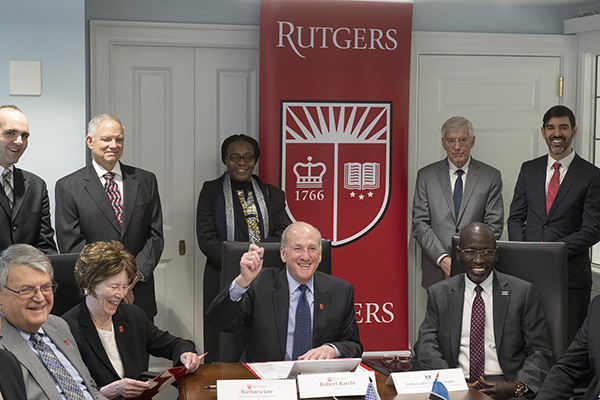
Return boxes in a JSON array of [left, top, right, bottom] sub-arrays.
[[229, 280, 249, 302]]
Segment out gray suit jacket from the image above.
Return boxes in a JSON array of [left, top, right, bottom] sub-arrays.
[[414, 272, 553, 393], [55, 162, 164, 317], [0, 314, 106, 400], [412, 158, 503, 288]]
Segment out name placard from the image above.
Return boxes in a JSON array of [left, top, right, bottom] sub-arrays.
[[386, 368, 468, 394], [217, 379, 297, 399], [297, 371, 376, 399]]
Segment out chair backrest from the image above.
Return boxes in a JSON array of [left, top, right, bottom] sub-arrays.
[[48, 253, 82, 316], [217, 239, 332, 362], [450, 237, 568, 359]]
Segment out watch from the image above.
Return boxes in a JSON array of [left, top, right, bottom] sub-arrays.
[[513, 380, 526, 397]]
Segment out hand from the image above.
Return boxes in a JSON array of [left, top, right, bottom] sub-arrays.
[[123, 275, 140, 304], [235, 244, 264, 288], [297, 345, 335, 360], [180, 351, 201, 374], [478, 377, 518, 400], [439, 256, 452, 279], [100, 378, 150, 399]]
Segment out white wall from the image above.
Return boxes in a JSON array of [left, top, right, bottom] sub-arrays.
[[0, 0, 86, 227]]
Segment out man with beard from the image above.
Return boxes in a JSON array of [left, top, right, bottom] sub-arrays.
[[508, 105, 600, 343]]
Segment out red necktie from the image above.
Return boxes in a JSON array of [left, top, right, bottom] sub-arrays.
[[469, 285, 485, 388], [104, 172, 123, 224], [546, 162, 561, 214]]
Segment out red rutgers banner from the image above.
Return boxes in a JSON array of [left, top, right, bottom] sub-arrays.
[[260, 0, 412, 351]]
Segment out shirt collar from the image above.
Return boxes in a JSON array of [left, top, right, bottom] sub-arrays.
[[547, 149, 575, 170], [91, 159, 122, 180], [448, 156, 471, 175], [286, 270, 314, 295], [464, 270, 494, 295]]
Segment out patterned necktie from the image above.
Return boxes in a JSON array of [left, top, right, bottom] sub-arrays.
[[292, 284, 312, 360], [546, 162, 561, 214], [30, 333, 86, 400], [103, 172, 123, 224], [469, 285, 485, 389], [237, 189, 261, 243], [2, 168, 13, 209], [453, 169, 464, 218]]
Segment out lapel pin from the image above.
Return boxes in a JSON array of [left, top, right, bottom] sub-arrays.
[[119, 326, 124, 333], [64, 340, 70, 345], [501, 291, 509, 296], [320, 304, 324, 310]]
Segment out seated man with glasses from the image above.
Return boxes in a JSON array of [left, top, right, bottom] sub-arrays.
[[0, 244, 105, 399], [414, 222, 553, 400]]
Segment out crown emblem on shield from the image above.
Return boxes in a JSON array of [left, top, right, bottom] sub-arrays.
[[293, 156, 327, 188]]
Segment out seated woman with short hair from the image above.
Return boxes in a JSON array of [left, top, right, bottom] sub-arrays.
[[62, 241, 201, 399]]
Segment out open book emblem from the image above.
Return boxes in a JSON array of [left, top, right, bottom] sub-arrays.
[[281, 101, 391, 246]]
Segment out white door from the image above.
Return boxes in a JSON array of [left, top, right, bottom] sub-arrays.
[[104, 40, 259, 370], [411, 53, 564, 344]]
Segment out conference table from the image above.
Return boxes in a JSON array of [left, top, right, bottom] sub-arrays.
[[179, 362, 493, 400]]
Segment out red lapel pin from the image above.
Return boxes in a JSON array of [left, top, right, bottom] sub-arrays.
[[320, 304, 324, 310], [64, 340, 70, 345], [119, 326, 124, 333]]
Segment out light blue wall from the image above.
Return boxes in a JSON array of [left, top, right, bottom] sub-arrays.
[[1, 0, 86, 218]]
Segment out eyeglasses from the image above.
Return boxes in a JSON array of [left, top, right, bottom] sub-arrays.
[[380, 351, 414, 374], [227, 153, 256, 163], [444, 137, 471, 146], [3, 282, 58, 299], [457, 247, 497, 259]]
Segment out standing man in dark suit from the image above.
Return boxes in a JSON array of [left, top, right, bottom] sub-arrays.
[[537, 295, 600, 400], [206, 221, 362, 362], [55, 114, 163, 319], [0, 244, 105, 399], [0, 105, 56, 254], [508, 105, 600, 343], [414, 222, 553, 399], [413, 116, 503, 288]]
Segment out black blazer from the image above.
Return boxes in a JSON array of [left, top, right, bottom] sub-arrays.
[[55, 163, 164, 317], [0, 168, 57, 253], [206, 268, 362, 362], [537, 295, 600, 399], [0, 349, 27, 400], [508, 154, 600, 288], [62, 301, 196, 389]]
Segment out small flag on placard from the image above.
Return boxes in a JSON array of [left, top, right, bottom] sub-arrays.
[[365, 377, 380, 400], [429, 373, 449, 400]]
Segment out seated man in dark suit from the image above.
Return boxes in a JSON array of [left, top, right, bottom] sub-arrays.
[[206, 221, 362, 362], [537, 295, 600, 399], [0, 244, 105, 399], [0, 348, 26, 400], [414, 222, 553, 399]]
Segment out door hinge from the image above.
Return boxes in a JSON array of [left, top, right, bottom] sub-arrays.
[[559, 76, 564, 98]]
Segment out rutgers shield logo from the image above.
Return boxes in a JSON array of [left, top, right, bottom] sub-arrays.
[[281, 101, 391, 246]]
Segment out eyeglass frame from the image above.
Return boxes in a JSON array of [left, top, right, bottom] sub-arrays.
[[3, 282, 58, 299], [443, 137, 471, 147], [226, 153, 256, 163], [457, 247, 498, 259]]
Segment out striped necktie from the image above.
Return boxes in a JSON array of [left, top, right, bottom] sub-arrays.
[[103, 172, 123, 224], [2, 168, 13, 209], [546, 162, 561, 214]]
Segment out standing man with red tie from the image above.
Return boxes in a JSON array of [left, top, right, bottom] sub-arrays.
[[508, 105, 600, 343], [55, 114, 164, 321]]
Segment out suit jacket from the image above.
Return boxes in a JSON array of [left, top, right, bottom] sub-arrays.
[[508, 154, 600, 289], [537, 295, 600, 399], [0, 349, 27, 400], [412, 158, 504, 288], [55, 162, 164, 317], [0, 168, 57, 254], [205, 268, 362, 362], [0, 314, 105, 400], [62, 301, 196, 388], [414, 272, 553, 393]]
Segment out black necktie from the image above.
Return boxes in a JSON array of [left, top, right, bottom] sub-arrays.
[[453, 169, 464, 218]]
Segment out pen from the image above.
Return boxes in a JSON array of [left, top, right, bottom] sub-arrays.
[[250, 238, 264, 259], [205, 385, 217, 389]]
